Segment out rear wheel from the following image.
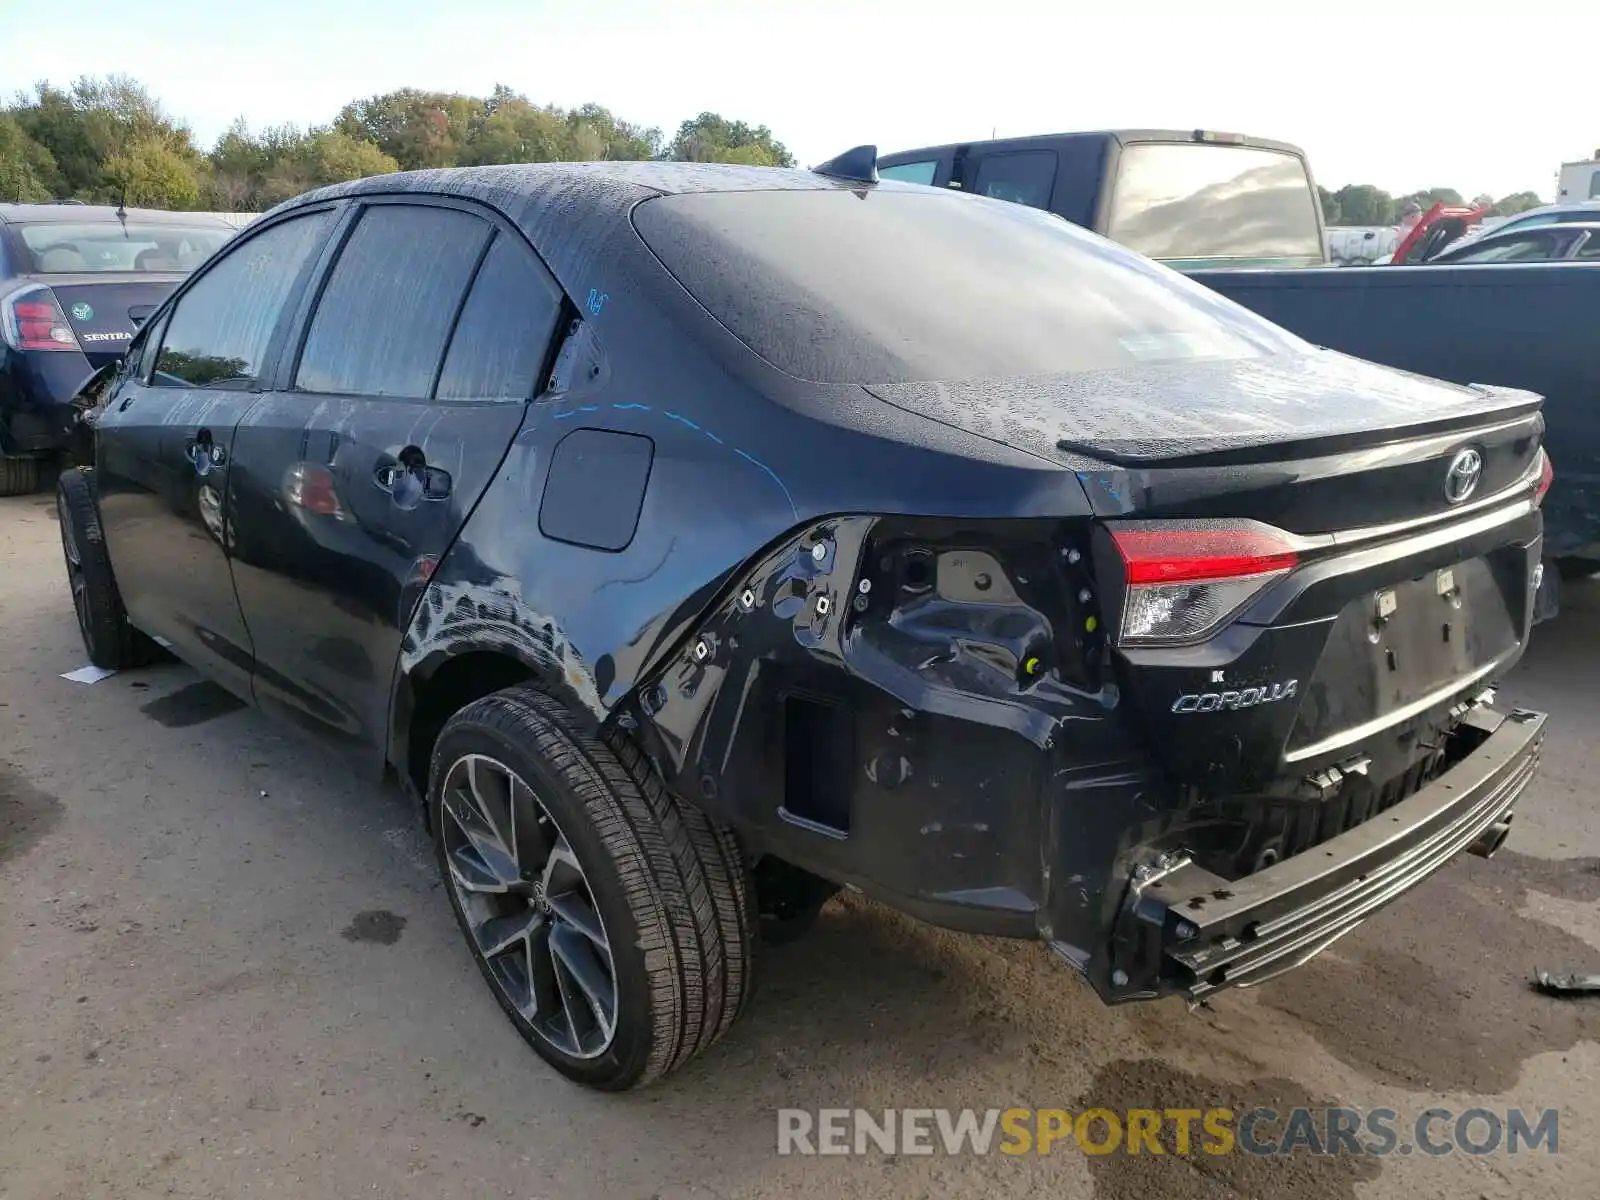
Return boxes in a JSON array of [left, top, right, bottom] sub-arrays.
[[429, 685, 755, 1090], [56, 468, 167, 669], [1, 454, 42, 496]]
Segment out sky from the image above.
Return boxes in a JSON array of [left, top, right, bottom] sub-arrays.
[[0, 0, 1590, 201]]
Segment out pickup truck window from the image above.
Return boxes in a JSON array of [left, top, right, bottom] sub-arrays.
[[634, 187, 1300, 385], [1107, 142, 1323, 262], [878, 160, 939, 185], [971, 151, 1057, 209]]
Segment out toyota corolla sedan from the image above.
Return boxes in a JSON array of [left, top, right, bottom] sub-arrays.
[[58, 156, 1551, 1090]]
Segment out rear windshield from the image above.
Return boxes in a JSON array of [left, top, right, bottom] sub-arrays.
[[633, 187, 1302, 385], [14, 221, 232, 275], [1106, 142, 1323, 262]]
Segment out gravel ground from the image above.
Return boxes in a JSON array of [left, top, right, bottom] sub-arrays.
[[3, 490, 1598, 1200]]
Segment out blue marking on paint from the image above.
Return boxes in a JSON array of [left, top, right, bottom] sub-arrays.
[[733, 447, 798, 520], [545, 402, 796, 519], [586, 288, 608, 316]]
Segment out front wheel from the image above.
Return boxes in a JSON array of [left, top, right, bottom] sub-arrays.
[[429, 686, 756, 1090], [0, 454, 42, 496]]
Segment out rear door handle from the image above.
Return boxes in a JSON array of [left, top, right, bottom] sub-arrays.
[[374, 448, 451, 504], [184, 429, 225, 475]]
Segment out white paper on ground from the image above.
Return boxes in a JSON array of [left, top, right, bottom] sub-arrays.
[[61, 665, 117, 684]]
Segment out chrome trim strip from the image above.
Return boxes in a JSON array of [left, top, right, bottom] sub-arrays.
[[1285, 652, 1516, 763]]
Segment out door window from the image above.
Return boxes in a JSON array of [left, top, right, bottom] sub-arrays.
[[434, 234, 564, 400], [971, 151, 1058, 210], [879, 160, 940, 186], [1445, 231, 1563, 263], [152, 212, 330, 389], [296, 204, 491, 398]]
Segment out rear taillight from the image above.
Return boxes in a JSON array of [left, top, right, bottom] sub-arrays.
[[1108, 521, 1299, 647], [1, 285, 81, 352], [1535, 449, 1553, 507]]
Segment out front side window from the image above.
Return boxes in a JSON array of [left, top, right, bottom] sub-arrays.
[[153, 212, 330, 389], [435, 234, 564, 401], [1107, 142, 1324, 262], [296, 204, 491, 398], [878, 160, 939, 186], [971, 151, 1057, 210]]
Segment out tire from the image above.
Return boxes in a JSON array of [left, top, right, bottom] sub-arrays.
[[1, 454, 42, 496], [1557, 557, 1600, 581], [56, 468, 167, 670], [429, 685, 755, 1090]]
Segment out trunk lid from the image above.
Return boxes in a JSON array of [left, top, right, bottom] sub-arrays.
[[26, 273, 183, 368]]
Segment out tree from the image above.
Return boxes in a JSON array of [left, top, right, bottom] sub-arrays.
[[334, 88, 483, 170], [0, 113, 57, 201], [1396, 187, 1464, 214], [1317, 185, 1341, 225], [1491, 191, 1543, 216], [10, 75, 203, 202], [103, 135, 201, 208], [1332, 183, 1396, 226], [667, 113, 793, 167]]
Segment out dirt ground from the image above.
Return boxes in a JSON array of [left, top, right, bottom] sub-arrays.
[[3, 490, 1598, 1199]]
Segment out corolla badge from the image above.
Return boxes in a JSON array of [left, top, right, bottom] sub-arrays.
[[1445, 447, 1484, 504], [1171, 680, 1298, 714]]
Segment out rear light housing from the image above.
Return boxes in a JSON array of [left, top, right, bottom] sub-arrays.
[[1535, 448, 1553, 507], [1, 284, 81, 352], [1106, 520, 1299, 647]]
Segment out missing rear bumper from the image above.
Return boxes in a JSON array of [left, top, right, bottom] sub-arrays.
[[1100, 705, 1544, 1002]]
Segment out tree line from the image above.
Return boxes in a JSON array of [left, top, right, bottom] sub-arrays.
[[0, 75, 794, 211], [1317, 182, 1545, 226], [0, 76, 1558, 223]]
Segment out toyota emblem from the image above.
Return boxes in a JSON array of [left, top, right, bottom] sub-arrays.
[[1444, 447, 1484, 504]]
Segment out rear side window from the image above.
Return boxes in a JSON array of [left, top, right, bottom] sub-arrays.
[[153, 211, 329, 389], [296, 204, 490, 398], [435, 234, 564, 400], [878, 160, 939, 186], [1106, 142, 1324, 261], [970, 151, 1057, 209], [1448, 231, 1564, 263], [634, 188, 1301, 385]]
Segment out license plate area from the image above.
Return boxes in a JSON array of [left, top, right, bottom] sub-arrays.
[[1288, 555, 1519, 754]]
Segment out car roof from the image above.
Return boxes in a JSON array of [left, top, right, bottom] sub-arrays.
[[877, 129, 1310, 163], [1498, 201, 1600, 222], [1470, 219, 1600, 240], [0, 203, 237, 228], [268, 161, 927, 291]]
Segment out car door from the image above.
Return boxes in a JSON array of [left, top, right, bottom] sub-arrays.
[[92, 208, 335, 696], [225, 198, 564, 756]]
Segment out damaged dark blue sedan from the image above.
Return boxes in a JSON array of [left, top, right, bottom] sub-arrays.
[[57, 154, 1551, 1089]]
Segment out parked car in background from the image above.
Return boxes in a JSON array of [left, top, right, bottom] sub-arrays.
[[876, 131, 1600, 585], [1426, 221, 1600, 265], [1442, 201, 1600, 255], [59, 161, 1548, 1091], [0, 203, 235, 494]]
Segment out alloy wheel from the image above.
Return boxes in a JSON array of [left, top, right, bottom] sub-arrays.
[[58, 504, 92, 645], [439, 753, 618, 1059]]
